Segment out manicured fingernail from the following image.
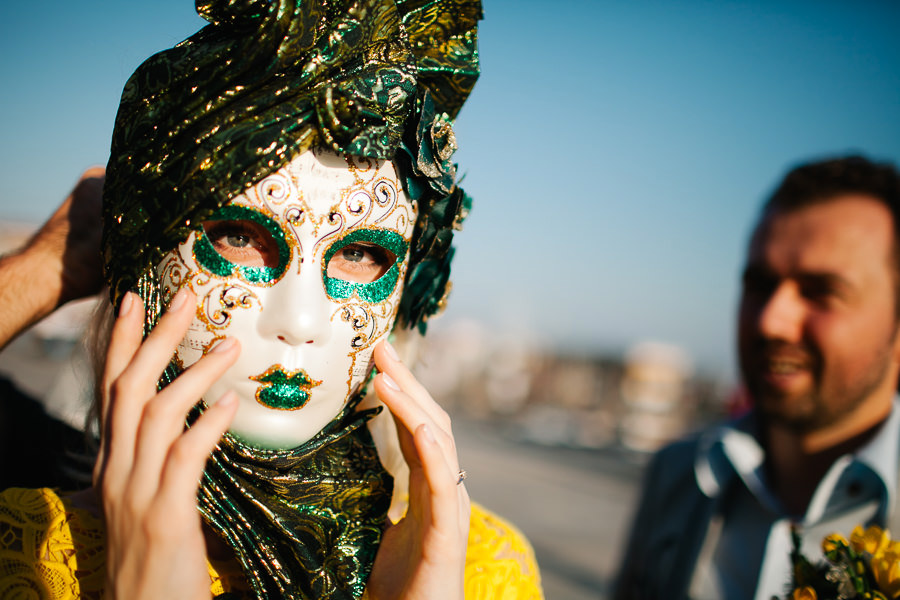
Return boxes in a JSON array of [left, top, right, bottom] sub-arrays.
[[382, 373, 400, 391], [169, 288, 189, 312], [421, 424, 436, 444], [217, 392, 237, 408], [384, 340, 400, 362], [210, 338, 236, 353], [119, 292, 134, 317]]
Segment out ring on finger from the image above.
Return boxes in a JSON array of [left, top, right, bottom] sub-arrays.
[[456, 469, 467, 485]]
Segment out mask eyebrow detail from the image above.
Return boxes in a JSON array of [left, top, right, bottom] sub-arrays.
[[193, 204, 292, 285], [322, 228, 409, 304]]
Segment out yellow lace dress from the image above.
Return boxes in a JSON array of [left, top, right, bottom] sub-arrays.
[[0, 487, 543, 599]]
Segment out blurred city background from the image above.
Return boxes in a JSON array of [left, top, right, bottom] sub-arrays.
[[2, 1, 900, 598]]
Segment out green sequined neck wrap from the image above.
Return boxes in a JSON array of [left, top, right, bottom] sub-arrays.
[[102, 0, 482, 332], [195, 398, 393, 599]]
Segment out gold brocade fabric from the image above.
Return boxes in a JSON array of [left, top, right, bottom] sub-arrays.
[[0, 488, 544, 599], [193, 402, 393, 599]]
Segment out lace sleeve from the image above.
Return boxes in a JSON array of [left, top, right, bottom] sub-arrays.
[[0, 487, 105, 599], [1, 490, 543, 599], [465, 503, 544, 599]]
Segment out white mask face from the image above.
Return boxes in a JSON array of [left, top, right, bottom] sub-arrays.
[[157, 148, 417, 449]]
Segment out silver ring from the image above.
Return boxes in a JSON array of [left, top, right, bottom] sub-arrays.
[[456, 469, 467, 485]]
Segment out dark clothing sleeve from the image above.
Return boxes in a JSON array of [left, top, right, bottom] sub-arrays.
[[0, 376, 93, 490], [613, 438, 718, 600]]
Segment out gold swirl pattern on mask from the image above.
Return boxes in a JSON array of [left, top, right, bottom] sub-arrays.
[[337, 297, 401, 401], [340, 304, 375, 334], [344, 309, 377, 351], [339, 297, 398, 349], [200, 283, 261, 329], [157, 253, 189, 292], [258, 172, 294, 206]]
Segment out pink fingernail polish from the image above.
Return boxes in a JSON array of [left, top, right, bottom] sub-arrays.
[[382, 373, 400, 391], [210, 338, 236, 354], [119, 292, 134, 316], [384, 341, 400, 362], [169, 288, 189, 312], [218, 393, 237, 407]]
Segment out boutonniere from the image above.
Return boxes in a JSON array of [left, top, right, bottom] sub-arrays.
[[789, 524, 900, 599]]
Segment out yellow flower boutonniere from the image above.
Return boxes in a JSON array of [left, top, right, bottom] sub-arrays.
[[788, 525, 900, 599]]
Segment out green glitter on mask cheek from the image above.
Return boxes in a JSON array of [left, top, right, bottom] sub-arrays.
[[327, 263, 403, 303], [193, 205, 291, 284], [322, 229, 409, 304]]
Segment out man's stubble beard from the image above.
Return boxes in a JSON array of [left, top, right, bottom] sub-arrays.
[[747, 339, 895, 434]]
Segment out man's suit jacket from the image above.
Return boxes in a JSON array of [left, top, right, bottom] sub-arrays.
[[614, 434, 722, 600]]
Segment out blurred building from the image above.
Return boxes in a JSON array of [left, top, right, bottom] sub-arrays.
[[618, 341, 693, 452], [417, 322, 729, 453]]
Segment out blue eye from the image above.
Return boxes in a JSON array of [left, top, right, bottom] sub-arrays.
[[342, 246, 366, 263], [327, 242, 397, 282], [323, 229, 408, 303], [193, 205, 291, 285]]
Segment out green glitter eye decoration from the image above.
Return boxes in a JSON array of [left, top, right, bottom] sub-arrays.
[[194, 205, 291, 285], [323, 229, 409, 304]]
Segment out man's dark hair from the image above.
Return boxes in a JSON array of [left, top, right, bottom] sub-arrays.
[[765, 155, 900, 214], [764, 154, 900, 313]]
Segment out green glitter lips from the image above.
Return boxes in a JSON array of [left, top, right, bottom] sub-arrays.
[[249, 365, 322, 410]]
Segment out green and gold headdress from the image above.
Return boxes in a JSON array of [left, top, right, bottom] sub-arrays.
[[102, 0, 481, 331]]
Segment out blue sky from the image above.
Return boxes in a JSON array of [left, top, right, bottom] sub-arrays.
[[2, 1, 899, 377]]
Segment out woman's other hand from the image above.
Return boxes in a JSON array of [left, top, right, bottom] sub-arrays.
[[93, 289, 240, 600], [367, 341, 470, 600]]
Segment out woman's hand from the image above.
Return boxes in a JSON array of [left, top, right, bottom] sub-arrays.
[[367, 341, 470, 600], [93, 289, 240, 600]]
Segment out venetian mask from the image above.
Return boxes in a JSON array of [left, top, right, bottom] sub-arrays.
[[157, 148, 417, 449]]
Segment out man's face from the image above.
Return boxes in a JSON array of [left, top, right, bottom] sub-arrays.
[[738, 195, 900, 433], [157, 148, 416, 449]]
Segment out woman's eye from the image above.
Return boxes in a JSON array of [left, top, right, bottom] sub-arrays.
[[341, 247, 365, 262], [327, 242, 396, 283], [225, 233, 251, 248], [202, 220, 280, 268]]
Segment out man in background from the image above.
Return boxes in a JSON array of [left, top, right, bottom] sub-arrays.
[[615, 155, 900, 599]]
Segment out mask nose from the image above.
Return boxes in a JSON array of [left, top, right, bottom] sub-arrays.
[[257, 266, 332, 346]]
